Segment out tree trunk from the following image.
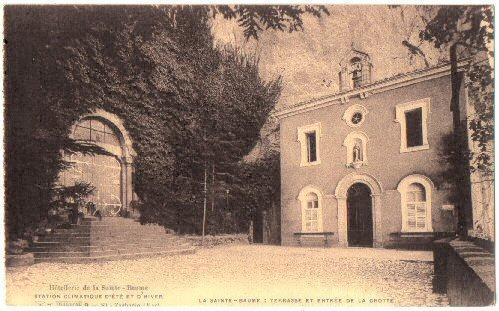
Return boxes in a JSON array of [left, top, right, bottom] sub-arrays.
[[449, 44, 472, 239]]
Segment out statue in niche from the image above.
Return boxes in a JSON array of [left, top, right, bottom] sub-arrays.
[[353, 142, 362, 163]]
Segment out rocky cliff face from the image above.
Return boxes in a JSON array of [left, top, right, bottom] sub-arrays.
[[213, 5, 448, 160], [212, 5, 447, 110]]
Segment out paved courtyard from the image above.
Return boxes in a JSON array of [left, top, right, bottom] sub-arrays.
[[6, 244, 448, 307]]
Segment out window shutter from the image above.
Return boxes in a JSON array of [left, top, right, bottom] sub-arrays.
[[407, 203, 417, 229], [416, 204, 426, 229], [406, 202, 427, 230], [304, 204, 319, 232]]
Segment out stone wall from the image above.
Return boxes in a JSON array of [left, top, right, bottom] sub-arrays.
[[433, 238, 495, 306], [185, 234, 249, 247]]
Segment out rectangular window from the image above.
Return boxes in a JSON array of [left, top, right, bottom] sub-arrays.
[[306, 132, 317, 163], [298, 123, 321, 167], [405, 108, 423, 147]]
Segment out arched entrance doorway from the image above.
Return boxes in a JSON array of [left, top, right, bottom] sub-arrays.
[[347, 183, 373, 247], [335, 173, 383, 247], [60, 110, 135, 217]]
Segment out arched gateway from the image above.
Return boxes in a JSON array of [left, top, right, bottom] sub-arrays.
[[60, 110, 135, 216], [335, 173, 383, 247]]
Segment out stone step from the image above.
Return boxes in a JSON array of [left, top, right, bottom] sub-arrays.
[[38, 232, 175, 242], [32, 244, 193, 258], [39, 232, 92, 238], [88, 229, 168, 235], [30, 238, 189, 251], [38, 232, 170, 242], [80, 217, 145, 224], [36, 236, 184, 245], [57, 228, 167, 237], [33, 247, 196, 264], [87, 221, 164, 227], [70, 222, 166, 231], [76, 221, 163, 227], [31, 216, 194, 263]]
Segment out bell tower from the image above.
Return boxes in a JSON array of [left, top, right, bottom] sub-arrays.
[[338, 45, 373, 91]]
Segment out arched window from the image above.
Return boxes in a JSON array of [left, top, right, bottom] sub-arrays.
[[397, 175, 433, 232], [406, 183, 426, 229], [298, 186, 324, 232], [73, 118, 121, 147], [304, 192, 319, 232]]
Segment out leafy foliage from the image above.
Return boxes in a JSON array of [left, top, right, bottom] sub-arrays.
[[467, 59, 494, 175], [213, 5, 330, 40], [5, 5, 292, 237], [52, 182, 96, 206], [398, 6, 494, 175], [436, 131, 473, 233], [230, 151, 281, 232], [392, 6, 494, 235], [420, 6, 493, 52], [4, 6, 116, 238]]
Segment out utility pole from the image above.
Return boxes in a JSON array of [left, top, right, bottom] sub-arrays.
[[202, 164, 207, 246], [211, 163, 215, 212]]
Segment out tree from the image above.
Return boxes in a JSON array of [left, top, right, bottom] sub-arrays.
[[212, 5, 329, 40], [230, 150, 281, 235], [4, 6, 113, 238], [395, 6, 493, 173], [394, 6, 494, 236], [5, 5, 325, 237]]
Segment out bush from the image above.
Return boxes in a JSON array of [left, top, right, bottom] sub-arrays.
[[5, 6, 281, 238]]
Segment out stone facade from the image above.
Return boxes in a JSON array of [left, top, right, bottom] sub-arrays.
[[275, 56, 469, 248]]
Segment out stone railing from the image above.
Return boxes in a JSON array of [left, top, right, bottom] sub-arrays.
[[433, 238, 495, 306]]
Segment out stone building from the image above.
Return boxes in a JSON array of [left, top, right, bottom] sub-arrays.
[[274, 49, 470, 247]]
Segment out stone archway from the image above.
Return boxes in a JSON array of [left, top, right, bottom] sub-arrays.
[[63, 109, 136, 216], [335, 173, 383, 247]]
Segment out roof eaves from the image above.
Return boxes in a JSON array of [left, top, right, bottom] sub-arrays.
[[273, 58, 471, 119]]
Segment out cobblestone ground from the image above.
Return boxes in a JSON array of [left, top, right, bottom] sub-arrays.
[[6, 245, 448, 307]]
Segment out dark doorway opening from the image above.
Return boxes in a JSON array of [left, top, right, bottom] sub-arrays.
[[347, 183, 373, 247], [252, 211, 263, 243]]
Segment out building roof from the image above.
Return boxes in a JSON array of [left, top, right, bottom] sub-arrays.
[[273, 59, 470, 120]]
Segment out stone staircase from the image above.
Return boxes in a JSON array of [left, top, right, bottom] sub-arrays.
[[29, 217, 196, 263]]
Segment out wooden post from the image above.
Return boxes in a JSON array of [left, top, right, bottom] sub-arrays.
[[202, 165, 207, 245], [211, 163, 215, 212]]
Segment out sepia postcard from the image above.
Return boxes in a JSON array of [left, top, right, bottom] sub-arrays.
[[2, 2, 495, 308]]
